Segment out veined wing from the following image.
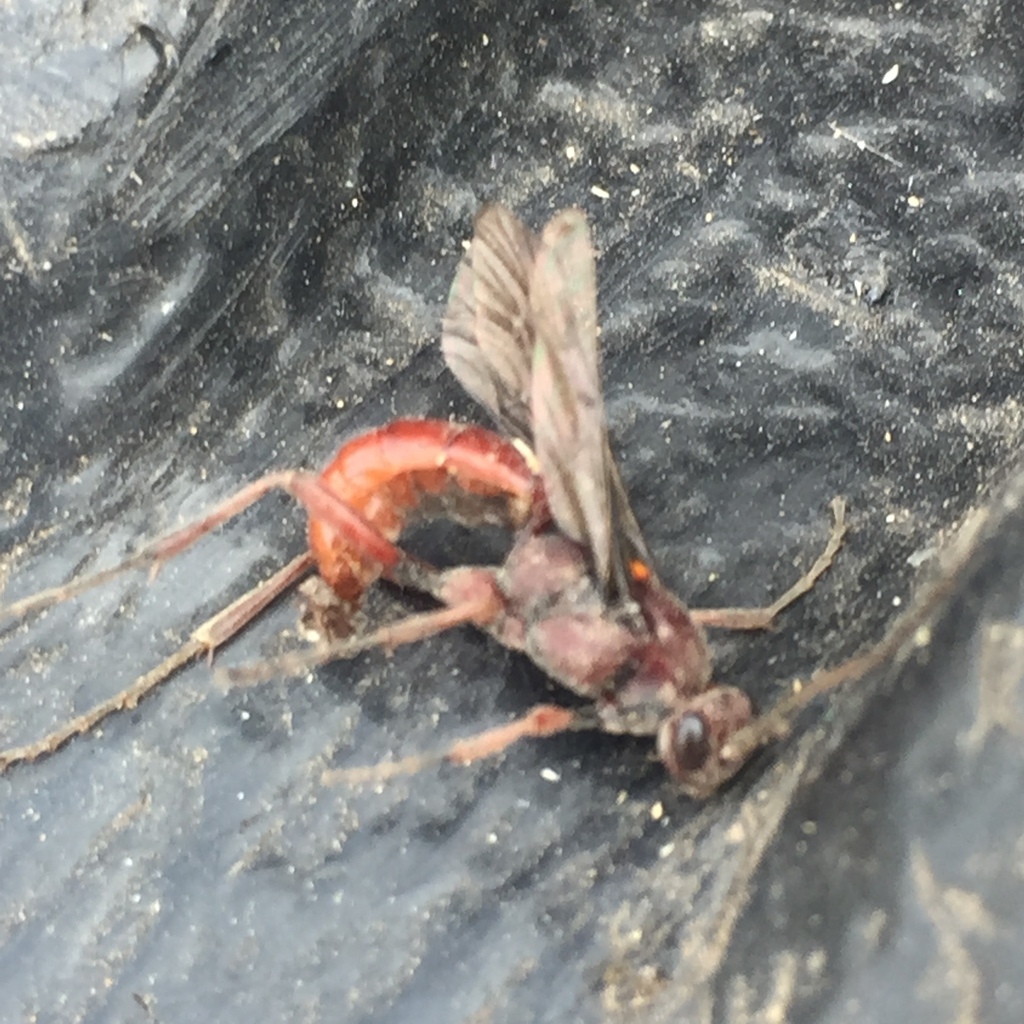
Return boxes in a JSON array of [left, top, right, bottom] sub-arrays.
[[528, 208, 652, 597], [441, 204, 538, 442], [443, 204, 653, 598]]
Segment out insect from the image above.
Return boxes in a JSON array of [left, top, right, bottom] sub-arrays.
[[321, 203, 847, 796], [1, 204, 849, 796]]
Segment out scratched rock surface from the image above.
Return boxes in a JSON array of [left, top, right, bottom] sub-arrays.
[[1, 1, 1023, 1022]]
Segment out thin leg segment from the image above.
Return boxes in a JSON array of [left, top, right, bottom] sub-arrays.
[[321, 704, 583, 787], [720, 517, 967, 767], [218, 570, 506, 689], [0, 471, 405, 622], [692, 497, 847, 631], [0, 552, 314, 772]]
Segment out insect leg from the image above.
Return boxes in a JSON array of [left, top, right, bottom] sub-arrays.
[[692, 497, 847, 631], [720, 514, 968, 768], [320, 704, 585, 787], [218, 566, 508, 688], [0, 552, 313, 772], [0, 471, 419, 769], [0, 471, 404, 622]]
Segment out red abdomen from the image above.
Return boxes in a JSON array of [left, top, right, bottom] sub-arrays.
[[309, 418, 538, 600]]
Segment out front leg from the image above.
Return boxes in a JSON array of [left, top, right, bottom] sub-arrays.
[[691, 497, 847, 631]]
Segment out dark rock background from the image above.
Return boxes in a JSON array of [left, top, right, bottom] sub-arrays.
[[2, 1, 1023, 1021]]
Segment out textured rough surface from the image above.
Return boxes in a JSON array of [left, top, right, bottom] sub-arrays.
[[2, 1, 1024, 1022]]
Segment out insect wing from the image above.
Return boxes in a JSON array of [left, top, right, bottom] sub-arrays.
[[528, 209, 617, 590], [444, 204, 654, 597], [442, 204, 538, 442]]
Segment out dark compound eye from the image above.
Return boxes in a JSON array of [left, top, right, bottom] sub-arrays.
[[669, 712, 710, 773], [657, 691, 752, 797]]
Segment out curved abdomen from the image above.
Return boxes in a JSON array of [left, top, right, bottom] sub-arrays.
[[308, 418, 538, 600]]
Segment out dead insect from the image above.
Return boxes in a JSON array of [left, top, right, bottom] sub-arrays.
[[357, 204, 846, 797], [1, 205, 849, 797]]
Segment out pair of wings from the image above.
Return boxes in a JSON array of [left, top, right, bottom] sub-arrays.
[[441, 203, 653, 602]]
